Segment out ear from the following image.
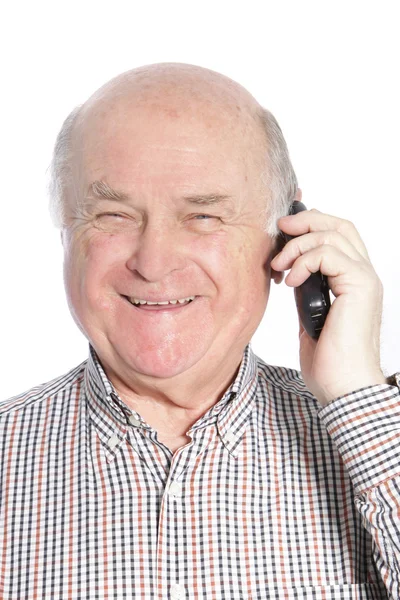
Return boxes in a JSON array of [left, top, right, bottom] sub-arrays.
[[269, 236, 285, 285], [272, 267, 284, 285], [294, 188, 302, 203], [268, 190, 302, 285]]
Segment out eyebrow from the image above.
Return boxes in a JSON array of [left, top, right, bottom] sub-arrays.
[[89, 180, 129, 202], [88, 180, 233, 207]]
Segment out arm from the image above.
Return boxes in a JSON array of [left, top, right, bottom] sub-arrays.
[[319, 376, 400, 599], [272, 203, 399, 596]]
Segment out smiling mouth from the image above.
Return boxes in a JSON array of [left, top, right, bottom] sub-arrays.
[[122, 295, 197, 311]]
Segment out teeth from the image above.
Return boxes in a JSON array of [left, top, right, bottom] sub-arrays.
[[130, 296, 195, 306]]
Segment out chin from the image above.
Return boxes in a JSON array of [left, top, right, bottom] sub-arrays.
[[106, 334, 213, 380]]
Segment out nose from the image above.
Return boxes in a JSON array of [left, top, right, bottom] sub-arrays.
[[126, 219, 185, 282]]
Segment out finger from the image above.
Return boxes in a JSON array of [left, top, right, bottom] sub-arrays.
[[284, 245, 378, 296], [277, 209, 370, 261], [271, 230, 364, 272]]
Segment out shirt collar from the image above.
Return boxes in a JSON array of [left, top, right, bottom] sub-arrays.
[[84, 342, 259, 461]]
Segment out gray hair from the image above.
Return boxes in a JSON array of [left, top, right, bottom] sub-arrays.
[[48, 105, 82, 230], [256, 107, 298, 236], [48, 104, 297, 237]]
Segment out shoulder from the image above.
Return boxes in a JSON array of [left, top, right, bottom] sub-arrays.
[[0, 359, 87, 419], [252, 355, 334, 444], [254, 353, 319, 411]]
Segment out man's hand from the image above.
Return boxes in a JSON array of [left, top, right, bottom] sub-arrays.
[[270, 207, 387, 406]]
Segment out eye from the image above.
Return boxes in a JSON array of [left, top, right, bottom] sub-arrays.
[[98, 212, 126, 219], [187, 213, 222, 232], [94, 212, 141, 230], [193, 214, 218, 220]]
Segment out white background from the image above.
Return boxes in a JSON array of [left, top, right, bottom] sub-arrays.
[[1, 1, 399, 399]]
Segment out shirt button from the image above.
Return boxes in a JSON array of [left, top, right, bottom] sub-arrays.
[[108, 434, 120, 450], [129, 415, 141, 427], [225, 429, 237, 443], [170, 583, 185, 599], [168, 481, 182, 498]]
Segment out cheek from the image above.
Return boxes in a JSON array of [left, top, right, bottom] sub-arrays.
[[231, 239, 271, 306], [226, 235, 268, 281], [196, 235, 231, 270], [65, 232, 126, 298], [193, 234, 269, 298], [188, 235, 236, 289]]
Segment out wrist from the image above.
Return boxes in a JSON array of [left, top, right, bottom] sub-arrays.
[[323, 371, 388, 406]]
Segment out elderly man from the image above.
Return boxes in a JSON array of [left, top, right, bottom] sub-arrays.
[[1, 63, 399, 599]]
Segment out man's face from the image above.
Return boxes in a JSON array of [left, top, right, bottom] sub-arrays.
[[62, 97, 278, 380]]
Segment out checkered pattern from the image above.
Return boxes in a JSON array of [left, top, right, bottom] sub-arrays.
[[1, 343, 399, 599]]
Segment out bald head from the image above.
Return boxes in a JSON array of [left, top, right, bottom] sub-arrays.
[[81, 62, 261, 124], [75, 63, 265, 173], [49, 62, 297, 236]]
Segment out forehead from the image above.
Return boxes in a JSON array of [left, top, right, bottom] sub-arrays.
[[75, 98, 265, 196]]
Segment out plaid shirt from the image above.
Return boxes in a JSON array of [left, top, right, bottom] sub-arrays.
[[1, 343, 399, 600]]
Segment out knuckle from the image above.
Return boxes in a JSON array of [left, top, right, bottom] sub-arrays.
[[321, 231, 340, 246], [338, 218, 356, 234], [284, 238, 301, 258], [320, 242, 336, 255]]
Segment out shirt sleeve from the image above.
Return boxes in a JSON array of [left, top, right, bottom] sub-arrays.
[[319, 374, 400, 600]]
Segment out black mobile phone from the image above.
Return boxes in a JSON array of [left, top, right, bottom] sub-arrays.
[[280, 201, 331, 339]]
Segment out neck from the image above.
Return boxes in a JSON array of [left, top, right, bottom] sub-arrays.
[[101, 346, 245, 435]]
